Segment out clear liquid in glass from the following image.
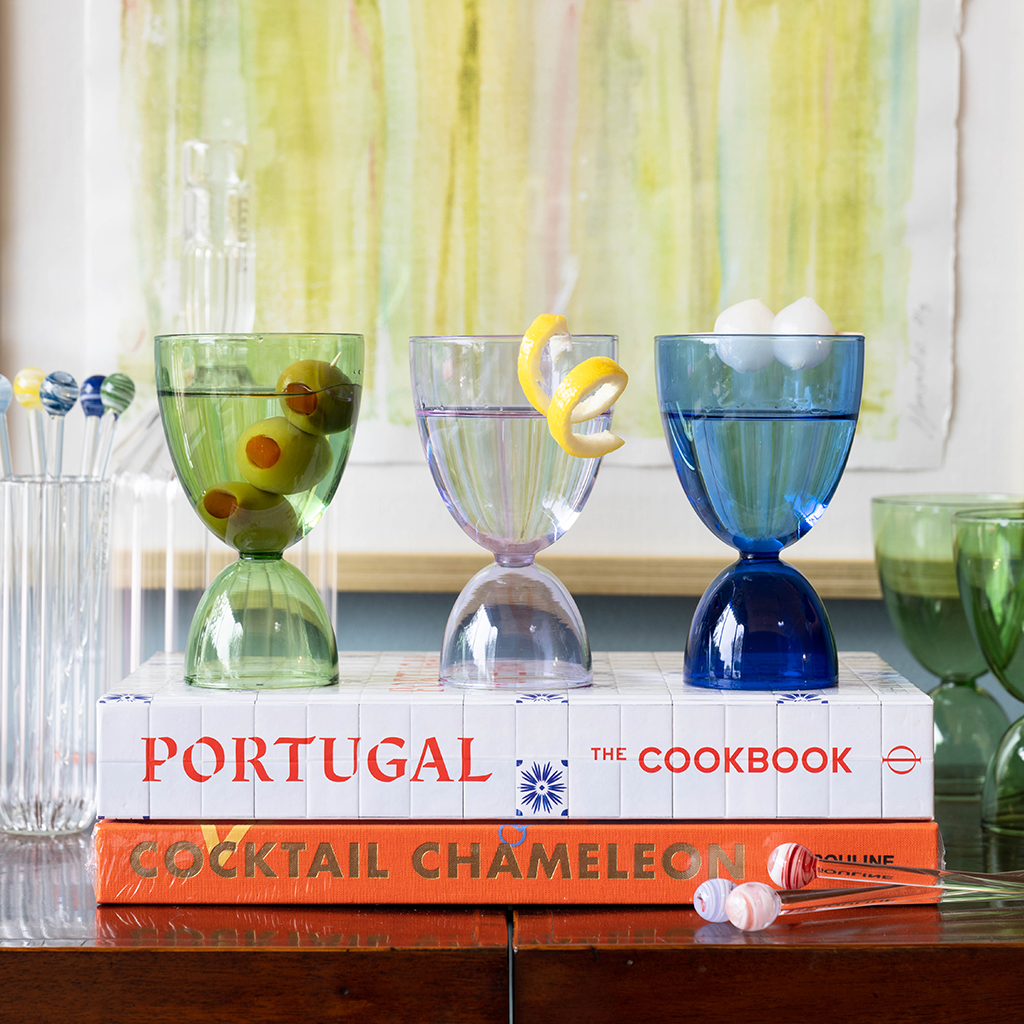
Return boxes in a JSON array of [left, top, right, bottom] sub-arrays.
[[159, 386, 358, 552], [417, 406, 607, 555]]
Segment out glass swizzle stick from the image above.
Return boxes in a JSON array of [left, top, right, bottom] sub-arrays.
[[0, 375, 13, 477], [79, 375, 106, 476], [694, 876, 1024, 933], [94, 373, 135, 478], [729, 880, 1023, 931], [767, 841, 1024, 896], [13, 367, 46, 476], [39, 372, 79, 479]]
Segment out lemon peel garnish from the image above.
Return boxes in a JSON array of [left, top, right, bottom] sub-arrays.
[[518, 314, 570, 415], [546, 356, 628, 458]]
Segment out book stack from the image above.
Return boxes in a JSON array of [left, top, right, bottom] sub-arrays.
[[93, 651, 940, 904]]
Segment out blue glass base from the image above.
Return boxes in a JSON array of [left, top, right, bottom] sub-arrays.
[[685, 556, 838, 690]]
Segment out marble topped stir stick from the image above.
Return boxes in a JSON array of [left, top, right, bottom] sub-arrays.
[[13, 367, 46, 476], [79, 375, 106, 476], [39, 371, 79, 479], [767, 841, 1024, 896], [0, 375, 13, 477], [695, 876, 1024, 932], [95, 373, 135, 478]]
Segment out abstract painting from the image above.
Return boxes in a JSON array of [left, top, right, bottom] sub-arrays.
[[120, 0, 958, 469]]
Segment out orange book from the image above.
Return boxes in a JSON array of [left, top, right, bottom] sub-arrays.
[[94, 818, 941, 905]]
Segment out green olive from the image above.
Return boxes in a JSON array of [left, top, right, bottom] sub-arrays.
[[235, 416, 333, 495], [198, 482, 299, 553], [277, 359, 359, 435]]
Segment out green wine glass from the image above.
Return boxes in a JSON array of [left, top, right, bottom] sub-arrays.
[[156, 333, 362, 688], [872, 495, 1014, 798], [954, 506, 1024, 869]]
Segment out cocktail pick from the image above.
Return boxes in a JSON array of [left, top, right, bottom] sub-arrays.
[[0, 375, 13, 477], [13, 367, 46, 476], [79, 374, 106, 476], [39, 371, 79, 479], [709, 880, 1024, 932], [94, 373, 135, 477], [767, 841, 1024, 896]]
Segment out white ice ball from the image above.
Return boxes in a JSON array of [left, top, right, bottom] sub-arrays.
[[713, 298, 775, 334], [772, 296, 835, 334], [771, 297, 835, 370], [713, 298, 776, 373]]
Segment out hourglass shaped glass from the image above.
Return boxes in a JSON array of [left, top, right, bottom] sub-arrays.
[[156, 333, 362, 688], [411, 335, 616, 688], [873, 495, 1015, 799], [656, 333, 863, 688], [954, 506, 1024, 869]]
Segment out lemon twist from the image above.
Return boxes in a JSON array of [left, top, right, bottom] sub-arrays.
[[546, 356, 627, 458], [518, 314, 628, 458], [517, 314, 571, 415]]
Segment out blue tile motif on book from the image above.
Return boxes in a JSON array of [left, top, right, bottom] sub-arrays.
[[516, 760, 568, 815], [776, 692, 829, 704]]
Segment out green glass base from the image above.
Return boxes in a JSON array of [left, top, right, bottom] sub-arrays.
[[185, 555, 338, 689], [934, 795, 985, 872], [982, 713, 1024, 869], [930, 679, 1009, 797], [983, 823, 1024, 872]]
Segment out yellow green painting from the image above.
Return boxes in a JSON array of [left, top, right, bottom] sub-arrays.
[[121, 0, 957, 468]]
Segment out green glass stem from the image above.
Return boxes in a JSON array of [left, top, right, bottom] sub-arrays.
[[930, 678, 1009, 797], [982, 713, 1024, 870], [185, 553, 338, 689]]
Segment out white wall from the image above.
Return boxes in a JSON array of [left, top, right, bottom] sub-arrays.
[[0, 0, 134, 471]]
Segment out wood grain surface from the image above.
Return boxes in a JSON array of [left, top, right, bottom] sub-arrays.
[[0, 948, 509, 1024], [513, 905, 1024, 1024], [513, 945, 1024, 1024], [5, 903, 1024, 1023], [113, 550, 883, 598]]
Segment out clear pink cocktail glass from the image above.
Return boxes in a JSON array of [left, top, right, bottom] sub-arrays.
[[410, 335, 617, 688]]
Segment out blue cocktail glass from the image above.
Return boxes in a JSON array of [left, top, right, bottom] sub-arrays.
[[656, 333, 864, 689]]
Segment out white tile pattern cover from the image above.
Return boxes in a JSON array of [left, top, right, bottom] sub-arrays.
[[97, 652, 933, 821]]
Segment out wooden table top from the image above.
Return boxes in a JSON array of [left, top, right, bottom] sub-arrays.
[[2, 833, 1023, 1023]]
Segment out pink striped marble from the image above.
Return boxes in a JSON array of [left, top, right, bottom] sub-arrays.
[[725, 882, 782, 932], [767, 842, 818, 889]]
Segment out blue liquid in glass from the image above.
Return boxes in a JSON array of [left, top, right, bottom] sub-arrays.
[[661, 408, 857, 555]]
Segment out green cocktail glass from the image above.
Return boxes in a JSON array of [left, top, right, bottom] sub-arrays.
[[156, 333, 362, 688], [954, 506, 1024, 869], [874, 494, 1020, 870], [873, 495, 1014, 798]]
